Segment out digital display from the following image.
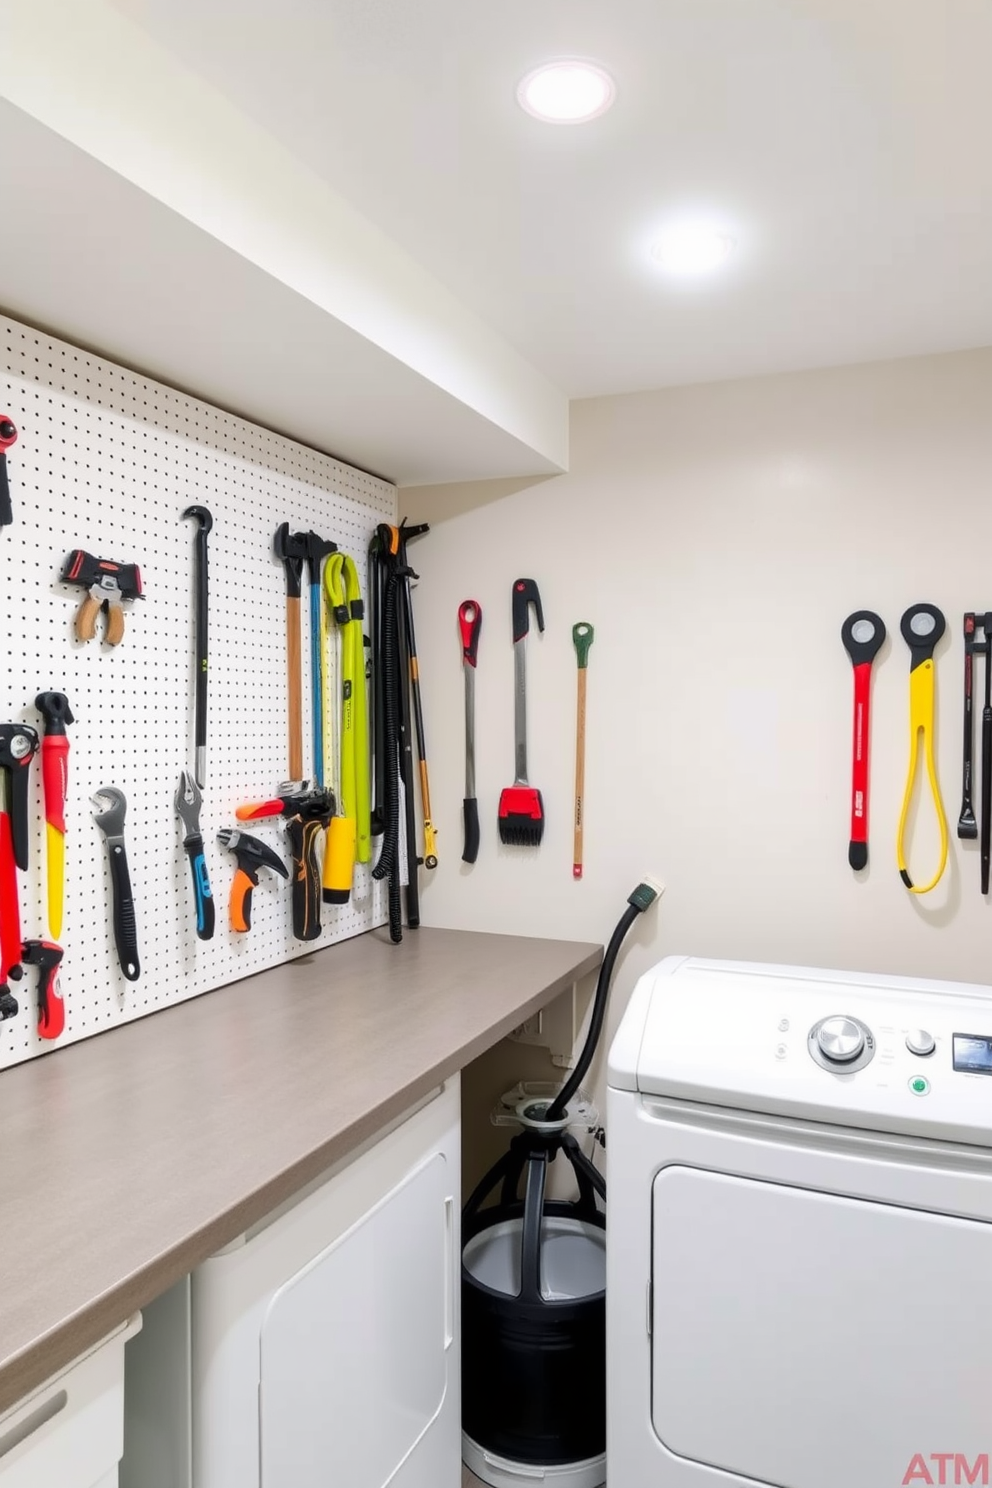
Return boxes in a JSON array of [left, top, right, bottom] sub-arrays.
[[952, 1034, 992, 1075]]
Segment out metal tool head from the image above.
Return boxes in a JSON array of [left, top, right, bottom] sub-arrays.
[[91, 786, 127, 836], [22, 940, 63, 971], [217, 828, 289, 878], [273, 523, 307, 597], [182, 504, 213, 534], [304, 530, 337, 584], [0, 722, 38, 770], [0, 724, 39, 869], [62, 551, 143, 600], [35, 692, 74, 732], [174, 770, 203, 832]]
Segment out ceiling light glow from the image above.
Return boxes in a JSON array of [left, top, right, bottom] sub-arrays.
[[517, 61, 616, 124], [650, 225, 737, 275]]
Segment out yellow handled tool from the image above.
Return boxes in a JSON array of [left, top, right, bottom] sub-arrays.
[[896, 604, 948, 894], [322, 554, 371, 903]]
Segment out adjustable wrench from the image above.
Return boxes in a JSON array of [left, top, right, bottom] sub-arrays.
[[92, 787, 140, 980], [175, 770, 214, 940]]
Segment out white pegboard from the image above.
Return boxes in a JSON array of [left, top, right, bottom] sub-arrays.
[[0, 312, 396, 1068]]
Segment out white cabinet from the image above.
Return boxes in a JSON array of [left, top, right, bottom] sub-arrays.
[[191, 1076, 461, 1488], [0, 1317, 140, 1488]]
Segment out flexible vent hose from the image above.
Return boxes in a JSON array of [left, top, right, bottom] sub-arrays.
[[545, 879, 662, 1123]]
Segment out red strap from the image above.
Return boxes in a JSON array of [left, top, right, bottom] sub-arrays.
[[850, 661, 872, 845]]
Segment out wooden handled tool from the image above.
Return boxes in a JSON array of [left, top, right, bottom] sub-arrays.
[[572, 623, 594, 878]]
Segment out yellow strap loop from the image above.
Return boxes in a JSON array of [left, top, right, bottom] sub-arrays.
[[896, 660, 948, 893]]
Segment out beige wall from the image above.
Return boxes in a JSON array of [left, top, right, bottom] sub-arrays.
[[405, 347, 992, 1154]]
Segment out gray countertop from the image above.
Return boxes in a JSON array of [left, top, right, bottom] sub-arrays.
[[0, 926, 601, 1414]]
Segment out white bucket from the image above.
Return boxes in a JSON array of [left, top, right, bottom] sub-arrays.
[[463, 1432, 606, 1488], [462, 1217, 605, 1301]]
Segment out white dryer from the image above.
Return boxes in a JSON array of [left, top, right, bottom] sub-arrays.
[[607, 956, 992, 1488]]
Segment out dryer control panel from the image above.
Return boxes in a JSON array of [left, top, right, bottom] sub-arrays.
[[608, 956, 992, 1147]]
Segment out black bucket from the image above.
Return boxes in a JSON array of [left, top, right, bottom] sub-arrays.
[[461, 1128, 606, 1487]]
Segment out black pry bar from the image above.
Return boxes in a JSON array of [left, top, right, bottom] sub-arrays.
[[959, 612, 979, 839], [182, 505, 212, 788], [981, 615, 992, 895]]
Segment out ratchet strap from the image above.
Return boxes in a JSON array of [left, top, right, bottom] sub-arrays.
[[896, 603, 948, 893]]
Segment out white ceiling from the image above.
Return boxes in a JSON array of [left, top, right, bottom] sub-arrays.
[[111, 0, 992, 400]]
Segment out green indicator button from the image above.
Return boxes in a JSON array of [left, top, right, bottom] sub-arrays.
[[909, 1076, 930, 1096]]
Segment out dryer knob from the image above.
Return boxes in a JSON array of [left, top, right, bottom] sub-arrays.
[[816, 1016, 865, 1063]]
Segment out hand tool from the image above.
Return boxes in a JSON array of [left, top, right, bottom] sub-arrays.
[[840, 612, 885, 870], [369, 522, 429, 940], [323, 553, 372, 901], [958, 613, 979, 840], [498, 579, 546, 846], [91, 787, 140, 980], [572, 621, 594, 878], [896, 604, 948, 894], [175, 770, 215, 941], [22, 940, 64, 1040], [61, 551, 143, 645], [976, 615, 992, 894], [397, 529, 437, 871], [274, 524, 309, 781], [305, 532, 337, 789], [459, 600, 482, 864], [182, 505, 212, 788], [217, 829, 288, 931], [0, 724, 39, 1020], [238, 786, 335, 941], [35, 691, 73, 941], [0, 415, 18, 528]]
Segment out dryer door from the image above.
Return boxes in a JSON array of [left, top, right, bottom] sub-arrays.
[[652, 1166, 992, 1488]]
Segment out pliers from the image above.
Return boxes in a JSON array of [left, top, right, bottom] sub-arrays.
[[175, 770, 214, 940]]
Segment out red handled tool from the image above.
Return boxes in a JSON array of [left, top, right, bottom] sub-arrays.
[[0, 723, 39, 1020], [841, 611, 886, 870], [237, 786, 335, 941], [0, 416, 18, 529], [22, 941, 64, 1040], [35, 692, 73, 942], [459, 601, 482, 863], [498, 580, 546, 846]]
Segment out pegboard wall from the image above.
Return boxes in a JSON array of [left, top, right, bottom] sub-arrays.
[[0, 311, 397, 1069]]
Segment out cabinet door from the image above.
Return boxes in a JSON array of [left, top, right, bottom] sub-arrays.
[[259, 1152, 456, 1488]]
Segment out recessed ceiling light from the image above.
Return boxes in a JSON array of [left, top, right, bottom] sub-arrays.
[[517, 61, 616, 124], [650, 224, 737, 275]]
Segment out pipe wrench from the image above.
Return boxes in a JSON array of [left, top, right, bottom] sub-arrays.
[[0, 724, 39, 1019]]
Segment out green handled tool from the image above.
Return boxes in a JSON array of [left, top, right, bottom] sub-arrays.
[[572, 623, 594, 878]]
